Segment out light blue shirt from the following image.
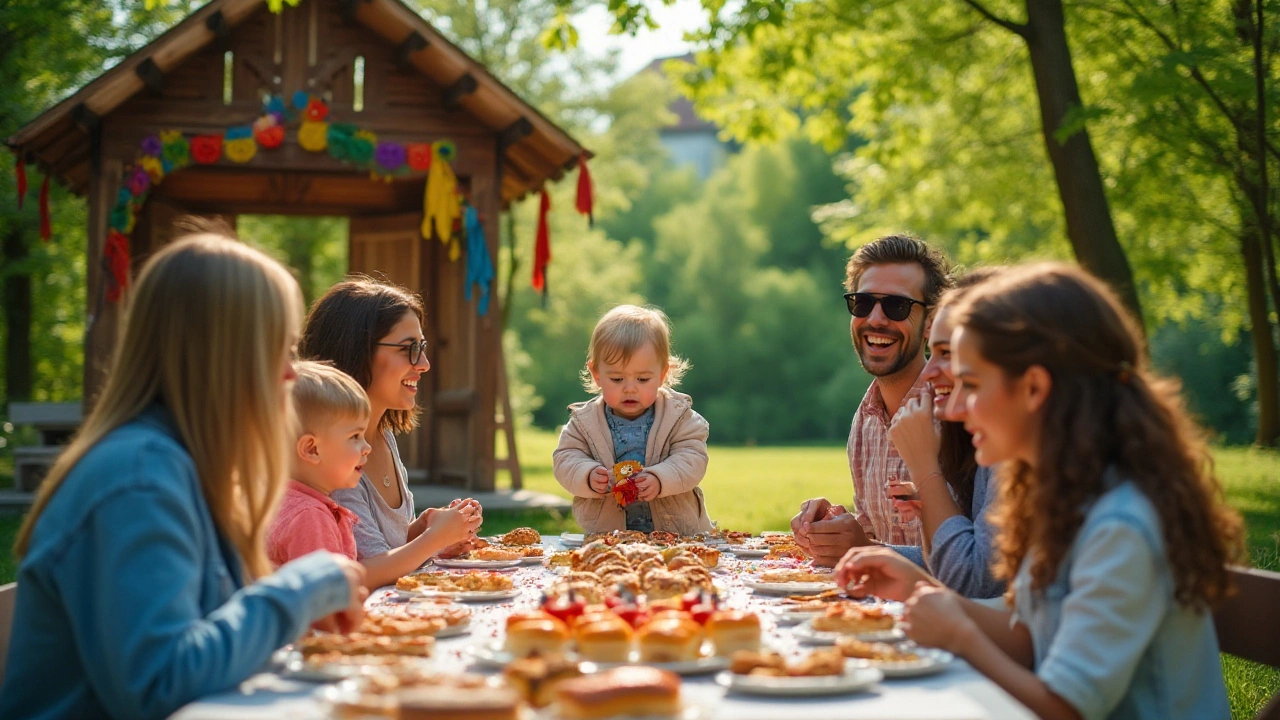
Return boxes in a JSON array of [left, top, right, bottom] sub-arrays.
[[0, 406, 351, 720], [1013, 475, 1229, 720], [928, 465, 1004, 598]]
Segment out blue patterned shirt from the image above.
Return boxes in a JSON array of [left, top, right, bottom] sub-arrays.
[[605, 405, 655, 531]]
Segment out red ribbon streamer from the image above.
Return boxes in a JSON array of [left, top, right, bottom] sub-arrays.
[[16, 158, 27, 209], [532, 189, 551, 293], [575, 155, 594, 227], [104, 231, 131, 302], [39, 176, 51, 241]]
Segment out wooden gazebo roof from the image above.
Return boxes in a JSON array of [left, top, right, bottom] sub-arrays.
[[5, 0, 588, 205]]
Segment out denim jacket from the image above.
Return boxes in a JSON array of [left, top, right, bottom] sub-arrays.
[[0, 406, 351, 720], [1013, 473, 1229, 720]]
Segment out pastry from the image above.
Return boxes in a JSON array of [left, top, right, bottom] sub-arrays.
[[706, 611, 761, 656], [636, 617, 704, 663], [505, 616, 571, 658], [357, 614, 448, 637], [835, 637, 919, 661], [810, 603, 897, 634], [611, 461, 644, 507], [502, 654, 585, 708], [573, 618, 634, 663], [730, 650, 787, 675], [501, 527, 542, 545], [555, 667, 681, 720], [642, 569, 690, 600], [396, 685, 521, 720], [470, 546, 522, 561], [766, 542, 810, 560], [298, 632, 435, 657], [758, 569, 833, 584]]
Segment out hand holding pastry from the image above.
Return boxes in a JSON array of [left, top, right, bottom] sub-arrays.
[[632, 472, 660, 501], [588, 466, 611, 494], [791, 497, 833, 553], [432, 503, 483, 547], [312, 555, 368, 634]]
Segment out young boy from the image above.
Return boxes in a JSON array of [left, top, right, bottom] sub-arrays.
[[268, 361, 373, 566]]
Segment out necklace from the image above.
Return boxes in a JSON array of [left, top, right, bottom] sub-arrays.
[[382, 474, 392, 488]]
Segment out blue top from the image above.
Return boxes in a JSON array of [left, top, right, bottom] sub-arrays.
[[1012, 474, 1229, 720], [605, 405, 655, 532], [0, 406, 351, 720], [928, 465, 1003, 598]]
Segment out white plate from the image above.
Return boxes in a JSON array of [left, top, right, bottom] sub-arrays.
[[715, 667, 883, 696], [767, 607, 827, 626], [277, 650, 434, 682], [560, 532, 585, 547], [793, 620, 905, 644], [519, 554, 546, 564], [727, 548, 769, 558], [433, 558, 523, 570], [397, 588, 519, 602], [846, 647, 954, 677], [742, 579, 837, 596]]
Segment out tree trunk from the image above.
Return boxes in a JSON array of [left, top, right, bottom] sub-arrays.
[[2, 227, 33, 402], [1022, 0, 1144, 327], [1238, 203, 1280, 445]]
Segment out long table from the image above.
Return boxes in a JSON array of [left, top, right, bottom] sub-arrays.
[[173, 539, 1035, 720]]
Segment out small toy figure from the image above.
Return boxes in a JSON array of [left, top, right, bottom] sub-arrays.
[[611, 460, 644, 507]]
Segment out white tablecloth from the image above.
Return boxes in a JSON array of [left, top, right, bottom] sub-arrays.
[[173, 539, 1035, 720]]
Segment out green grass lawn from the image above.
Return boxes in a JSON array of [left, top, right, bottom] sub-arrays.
[[1, 430, 1277, 716]]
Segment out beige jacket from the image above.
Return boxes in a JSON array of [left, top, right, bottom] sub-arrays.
[[552, 388, 713, 535]]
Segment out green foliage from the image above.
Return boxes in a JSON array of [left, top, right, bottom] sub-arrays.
[[238, 216, 349, 306]]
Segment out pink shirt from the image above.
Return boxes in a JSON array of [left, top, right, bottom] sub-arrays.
[[267, 481, 360, 567], [848, 374, 926, 546]]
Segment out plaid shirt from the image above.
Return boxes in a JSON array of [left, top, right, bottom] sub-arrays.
[[847, 373, 926, 546]]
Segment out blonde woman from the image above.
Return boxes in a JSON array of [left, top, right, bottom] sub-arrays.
[[0, 232, 366, 720]]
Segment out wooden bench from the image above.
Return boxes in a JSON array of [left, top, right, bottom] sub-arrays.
[[7, 402, 81, 493], [1215, 566, 1280, 720]]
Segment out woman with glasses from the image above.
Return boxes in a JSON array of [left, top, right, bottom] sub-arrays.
[[300, 277, 485, 589]]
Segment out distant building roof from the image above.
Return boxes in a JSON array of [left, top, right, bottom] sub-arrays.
[[643, 54, 717, 134]]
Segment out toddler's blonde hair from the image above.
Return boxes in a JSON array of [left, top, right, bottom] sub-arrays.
[[291, 361, 370, 436], [581, 305, 689, 393]]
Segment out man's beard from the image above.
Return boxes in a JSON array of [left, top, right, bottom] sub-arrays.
[[854, 326, 925, 378]]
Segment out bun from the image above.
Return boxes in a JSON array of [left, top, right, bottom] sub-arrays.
[[636, 617, 703, 663], [555, 667, 681, 720], [502, 654, 584, 709], [573, 619, 634, 663], [504, 617, 570, 658], [706, 611, 761, 656]]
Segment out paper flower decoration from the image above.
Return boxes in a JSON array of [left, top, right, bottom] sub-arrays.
[[109, 204, 133, 233], [298, 121, 329, 152], [126, 167, 150, 196], [140, 135, 163, 157], [139, 155, 165, 183], [292, 91, 309, 110], [190, 135, 223, 164], [253, 115, 285, 148], [436, 140, 457, 162], [265, 95, 287, 122], [160, 130, 191, 169], [225, 137, 257, 163], [304, 97, 329, 122], [375, 142, 406, 172], [349, 130, 376, 165], [406, 143, 432, 171]]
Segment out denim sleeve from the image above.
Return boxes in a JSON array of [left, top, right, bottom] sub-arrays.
[[333, 480, 393, 559], [50, 484, 350, 720], [887, 543, 926, 569], [928, 470, 1004, 598], [1037, 519, 1168, 720]]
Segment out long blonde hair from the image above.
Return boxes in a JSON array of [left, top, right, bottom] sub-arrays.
[[16, 233, 304, 579]]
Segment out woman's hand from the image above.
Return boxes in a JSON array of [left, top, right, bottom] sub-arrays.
[[833, 545, 938, 601], [889, 389, 941, 472], [588, 466, 610, 494], [791, 497, 833, 553], [313, 556, 368, 633], [902, 582, 978, 653], [632, 472, 660, 501]]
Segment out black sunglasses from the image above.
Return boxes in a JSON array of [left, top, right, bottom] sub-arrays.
[[377, 339, 428, 365], [844, 292, 929, 321]]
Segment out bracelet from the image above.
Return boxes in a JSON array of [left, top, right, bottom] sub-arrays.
[[918, 471, 945, 494]]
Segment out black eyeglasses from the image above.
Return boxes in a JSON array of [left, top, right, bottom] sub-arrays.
[[844, 292, 929, 321], [377, 339, 428, 365]]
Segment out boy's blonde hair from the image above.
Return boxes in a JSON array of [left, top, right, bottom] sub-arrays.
[[581, 305, 690, 393], [291, 361, 370, 436], [17, 233, 303, 580]]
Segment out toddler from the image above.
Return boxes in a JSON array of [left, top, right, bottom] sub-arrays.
[[553, 305, 713, 535], [268, 361, 373, 565]]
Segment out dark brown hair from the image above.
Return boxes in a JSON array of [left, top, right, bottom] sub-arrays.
[[935, 266, 1006, 513], [843, 234, 953, 306], [953, 263, 1242, 609], [299, 276, 426, 435]]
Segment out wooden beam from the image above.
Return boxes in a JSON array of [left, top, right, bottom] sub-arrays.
[[497, 118, 533, 152], [205, 10, 229, 48], [442, 73, 478, 111], [338, 0, 372, 22], [393, 31, 428, 70], [135, 58, 164, 96], [70, 103, 100, 133]]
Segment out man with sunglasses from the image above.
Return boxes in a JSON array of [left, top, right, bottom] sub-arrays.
[[792, 234, 953, 567]]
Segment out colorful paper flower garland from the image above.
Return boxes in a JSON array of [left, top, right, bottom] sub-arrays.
[[104, 91, 467, 302]]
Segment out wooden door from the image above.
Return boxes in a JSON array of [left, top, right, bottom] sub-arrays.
[[348, 212, 438, 481]]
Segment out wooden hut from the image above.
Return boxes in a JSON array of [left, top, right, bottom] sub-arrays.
[[6, 0, 587, 492]]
